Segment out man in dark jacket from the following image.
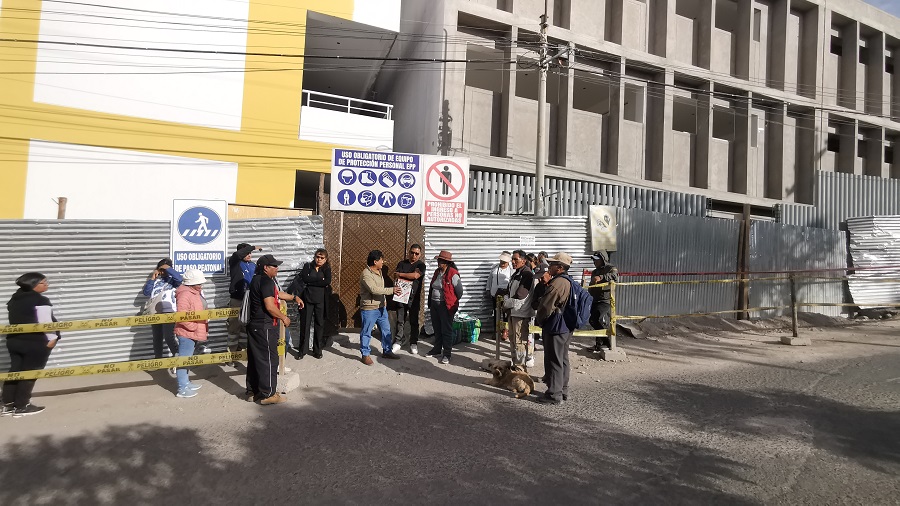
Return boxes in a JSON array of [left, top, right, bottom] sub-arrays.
[[391, 244, 427, 355], [227, 243, 261, 354], [533, 252, 572, 405], [588, 250, 618, 351]]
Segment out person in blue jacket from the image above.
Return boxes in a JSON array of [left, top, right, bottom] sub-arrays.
[[142, 258, 183, 361], [227, 243, 262, 354]]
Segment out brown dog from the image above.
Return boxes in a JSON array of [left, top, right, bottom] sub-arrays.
[[483, 362, 535, 399]]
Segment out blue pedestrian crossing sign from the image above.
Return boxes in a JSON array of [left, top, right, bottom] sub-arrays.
[[330, 148, 423, 214], [170, 200, 228, 275]]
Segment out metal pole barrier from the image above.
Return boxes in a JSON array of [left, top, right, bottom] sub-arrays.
[[278, 301, 286, 377], [790, 274, 799, 337], [608, 281, 617, 351], [495, 296, 502, 360]]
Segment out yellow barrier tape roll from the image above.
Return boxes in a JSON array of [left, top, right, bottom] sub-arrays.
[[0, 308, 239, 335], [0, 351, 248, 382]]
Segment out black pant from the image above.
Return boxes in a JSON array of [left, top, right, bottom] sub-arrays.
[[151, 322, 179, 359], [2, 337, 52, 408], [393, 299, 420, 347], [246, 324, 279, 399], [589, 301, 612, 347], [299, 301, 325, 356], [542, 331, 572, 401], [429, 302, 455, 358]]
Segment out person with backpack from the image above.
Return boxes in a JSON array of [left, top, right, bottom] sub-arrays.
[[533, 252, 575, 405], [142, 258, 182, 364], [588, 250, 618, 351]]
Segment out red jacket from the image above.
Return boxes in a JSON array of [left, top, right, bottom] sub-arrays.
[[432, 266, 461, 312]]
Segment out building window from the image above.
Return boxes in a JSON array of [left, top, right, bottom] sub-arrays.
[[750, 115, 758, 148], [623, 83, 645, 123], [827, 133, 841, 152], [830, 36, 843, 56], [753, 9, 762, 42], [886, 145, 894, 165], [859, 41, 869, 64]]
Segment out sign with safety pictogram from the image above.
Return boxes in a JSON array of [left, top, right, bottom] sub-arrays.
[[330, 149, 422, 214], [421, 155, 469, 227], [170, 199, 228, 274]]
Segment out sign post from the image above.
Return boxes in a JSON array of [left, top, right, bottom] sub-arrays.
[[421, 155, 469, 228], [171, 199, 228, 275]]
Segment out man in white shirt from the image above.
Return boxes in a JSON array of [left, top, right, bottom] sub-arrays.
[[486, 251, 513, 342]]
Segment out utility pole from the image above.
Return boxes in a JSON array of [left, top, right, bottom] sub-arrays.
[[534, 0, 549, 216]]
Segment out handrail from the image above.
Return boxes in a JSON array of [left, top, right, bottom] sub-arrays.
[[301, 89, 393, 120]]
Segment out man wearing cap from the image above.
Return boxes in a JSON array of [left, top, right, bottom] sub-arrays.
[[486, 251, 513, 342], [359, 250, 403, 365], [503, 249, 536, 368], [245, 254, 303, 405], [227, 243, 262, 356], [534, 252, 573, 405], [588, 250, 618, 351]]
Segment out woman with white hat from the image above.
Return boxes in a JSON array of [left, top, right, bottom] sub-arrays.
[[173, 269, 209, 398]]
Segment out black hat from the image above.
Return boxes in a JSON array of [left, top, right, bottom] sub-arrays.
[[237, 243, 251, 251], [256, 254, 283, 267]]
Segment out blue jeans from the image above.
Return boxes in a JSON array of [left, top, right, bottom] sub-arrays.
[[360, 307, 392, 357], [176, 336, 196, 390]]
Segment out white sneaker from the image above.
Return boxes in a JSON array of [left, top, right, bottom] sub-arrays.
[[176, 388, 197, 398], [410, 344, 418, 355], [188, 382, 202, 391], [525, 358, 535, 368], [168, 367, 176, 377], [440, 356, 450, 365], [391, 343, 401, 354]]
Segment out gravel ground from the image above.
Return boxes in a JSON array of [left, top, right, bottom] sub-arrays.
[[1, 319, 898, 505]]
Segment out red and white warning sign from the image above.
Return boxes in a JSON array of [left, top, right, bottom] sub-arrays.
[[421, 155, 469, 227]]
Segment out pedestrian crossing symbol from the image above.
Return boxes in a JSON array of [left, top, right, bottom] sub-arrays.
[[177, 206, 223, 245]]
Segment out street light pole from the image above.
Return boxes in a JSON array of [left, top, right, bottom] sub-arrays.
[[534, 0, 549, 216]]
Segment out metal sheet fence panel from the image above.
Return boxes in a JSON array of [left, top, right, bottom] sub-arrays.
[[0, 217, 323, 369], [749, 221, 847, 318], [613, 208, 741, 318], [846, 215, 900, 307], [778, 171, 900, 230], [468, 169, 708, 217]]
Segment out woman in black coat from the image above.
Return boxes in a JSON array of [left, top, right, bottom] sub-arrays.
[[292, 249, 332, 359], [2, 272, 60, 418]]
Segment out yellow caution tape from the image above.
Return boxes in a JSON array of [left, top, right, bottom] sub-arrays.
[[0, 351, 247, 381], [0, 308, 238, 335], [615, 306, 790, 320]]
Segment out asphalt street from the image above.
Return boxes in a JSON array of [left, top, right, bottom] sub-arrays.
[[0, 320, 898, 505]]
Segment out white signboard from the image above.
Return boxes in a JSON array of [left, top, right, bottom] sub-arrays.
[[330, 148, 422, 214], [171, 199, 228, 274], [421, 155, 469, 227], [589, 205, 617, 252]]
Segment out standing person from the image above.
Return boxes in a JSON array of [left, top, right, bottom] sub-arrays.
[[1, 273, 59, 418], [534, 253, 573, 405], [588, 250, 618, 351], [390, 244, 427, 355], [291, 248, 331, 359], [503, 250, 536, 368], [227, 243, 262, 355], [427, 250, 463, 365], [142, 258, 182, 364], [526, 253, 539, 271], [246, 254, 302, 405], [173, 269, 209, 399], [358, 250, 403, 365], [486, 251, 513, 342]]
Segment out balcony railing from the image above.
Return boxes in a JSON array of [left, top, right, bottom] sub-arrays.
[[301, 90, 393, 120]]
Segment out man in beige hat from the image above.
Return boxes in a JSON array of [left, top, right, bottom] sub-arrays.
[[533, 252, 573, 405], [486, 251, 513, 341]]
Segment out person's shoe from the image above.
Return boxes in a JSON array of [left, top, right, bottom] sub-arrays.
[[199, 344, 212, 354], [563, 394, 569, 401], [391, 343, 402, 354], [361, 355, 374, 366], [313, 352, 323, 359], [440, 356, 450, 365], [245, 391, 257, 402], [168, 367, 177, 377], [410, 344, 418, 355], [525, 358, 535, 368], [176, 388, 197, 399], [382, 352, 401, 360], [260, 393, 286, 405], [12, 404, 45, 417], [536, 395, 561, 405], [0, 402, 14, 417], [426, 347, 442, 356], [188, 382, 203, 391]]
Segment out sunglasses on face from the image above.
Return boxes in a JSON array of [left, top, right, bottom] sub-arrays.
[[409, 251, 421, 256]]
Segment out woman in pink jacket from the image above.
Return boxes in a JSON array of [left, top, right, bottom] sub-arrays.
[[174, 269, 209, 398]]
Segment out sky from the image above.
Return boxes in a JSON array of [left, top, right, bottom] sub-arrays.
[[862, 0, 900, 17]]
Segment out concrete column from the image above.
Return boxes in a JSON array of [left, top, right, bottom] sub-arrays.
[[557, 42, 576, 167], [866, 32, 886, 116], [731, 93, 751, 194], [799, 6, 822, 99], [865, 127, 885, 177], [693, 83, 713, 188], [698, 0, 715, 70], [501, 26, 518, 158], [768, 0, 789, 91], [766, 103, 787, 199], [796, 110, 816, 204], [893, 51, 900, 122], [664, 0, 678, 60], [657, 70, 676, 184], [604, 60, 624, 175], [837, 117, 859, 174], [649, 0, 669, 57], [839, 21, 860, 110], [734, 0, 753, 80]]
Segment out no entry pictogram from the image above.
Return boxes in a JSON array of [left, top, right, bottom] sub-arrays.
[[426, 160, 465, 201]]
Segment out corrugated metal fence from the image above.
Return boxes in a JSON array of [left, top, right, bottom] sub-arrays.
[[846, 216, 900, 308], [0, 217, 323, 369], [777, 171, 900, 229], [749, 222, 847, 317], [469, 169, 709, 217]]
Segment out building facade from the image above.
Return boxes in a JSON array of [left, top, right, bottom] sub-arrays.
[[385, 0, 900, 214]]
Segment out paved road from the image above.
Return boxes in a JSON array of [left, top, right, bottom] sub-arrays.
[[1, 321, 898, 505]]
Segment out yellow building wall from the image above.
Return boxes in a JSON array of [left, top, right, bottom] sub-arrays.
[[0, 0, 356, 218]]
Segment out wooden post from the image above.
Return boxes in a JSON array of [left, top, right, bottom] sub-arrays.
[[608, 281, 617, 351], [737, 204, 751, 319], [495, 296, 502, 360], [56, 197, 67, 219], [790, 273, 799, 337]]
